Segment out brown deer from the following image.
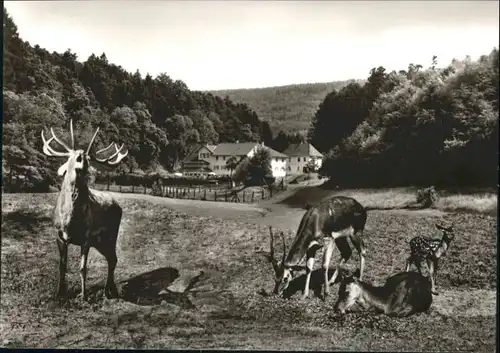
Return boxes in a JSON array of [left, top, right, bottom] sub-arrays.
[[405, 221, 455, 295], [333, 271, 433, 317], [266, 196, 368, 300], [41, 120, 128, 301]]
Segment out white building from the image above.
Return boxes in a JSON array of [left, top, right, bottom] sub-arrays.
[[182, 142, 288, 178], [282, 143, 323, 175]]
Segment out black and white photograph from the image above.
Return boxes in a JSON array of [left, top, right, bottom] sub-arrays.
[[1, 0, 498, 350]]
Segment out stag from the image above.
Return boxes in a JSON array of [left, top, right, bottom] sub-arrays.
[[266, 196, 368, 300], [333, 271, 433, 317], [41, 120, 128, 301]]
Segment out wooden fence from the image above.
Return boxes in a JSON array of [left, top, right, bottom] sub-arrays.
[[93, 179, 286, 204]]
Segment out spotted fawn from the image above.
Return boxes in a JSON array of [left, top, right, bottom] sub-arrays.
[[405, 222, 455, 295]]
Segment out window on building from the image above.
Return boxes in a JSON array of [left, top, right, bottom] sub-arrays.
[[297, 157, 300, 162], [223, 156, 226, 161], [303, 157, 307, 162], [288, 166, 291, 171], [215, 156, 219, 161]]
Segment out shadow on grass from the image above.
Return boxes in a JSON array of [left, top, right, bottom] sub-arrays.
[[65, 267, 199, 309], [1, 210, 53, 238], [261, 267, 359, 299]]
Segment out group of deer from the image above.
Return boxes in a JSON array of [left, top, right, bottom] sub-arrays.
[[265, 196, 455, 317], [43, 121, 455, 318]]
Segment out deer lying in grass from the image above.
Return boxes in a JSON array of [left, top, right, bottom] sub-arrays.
[[405, 221, 455, 295], [333, 271, 433, 317], [41, 120, 128, 301], [266, 196, 368, 300]]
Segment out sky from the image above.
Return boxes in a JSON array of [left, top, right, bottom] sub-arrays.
[[5, 1, 499, 91]]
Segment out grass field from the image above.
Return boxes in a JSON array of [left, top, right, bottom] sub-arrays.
[[279, 185, 498, 216], [1, 190, 497, 350]]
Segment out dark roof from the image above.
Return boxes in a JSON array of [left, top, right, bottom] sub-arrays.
[[265, 146, 288, 158], [213, 142, 259, 156], [282, 143, 323, 157], [182, 144, 203, 162], [183, 144, 217, 162]]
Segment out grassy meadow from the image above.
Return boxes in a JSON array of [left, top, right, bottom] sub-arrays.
[[1, 189, 497, 350]]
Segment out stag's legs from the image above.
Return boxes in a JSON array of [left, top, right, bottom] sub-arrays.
[[405, 256, 413, 272], [79, 244, 90, 301], [326, 237, 353, 288], [351, 235, 366, 281], [302, 256, 315, 300], [427, 258, 438, 295], [103, 248, 118, 298], [322, 237, 336, 298], [56, 238, 68, 298]]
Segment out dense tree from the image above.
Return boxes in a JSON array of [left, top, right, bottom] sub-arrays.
[[245, 147, 274, 186], [314, 52, 498, 187], [3, 8, 267, 189]]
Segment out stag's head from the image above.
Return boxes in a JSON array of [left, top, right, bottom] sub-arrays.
[[41, 120, 128, 188], [334, 275, 361, 314], [435, 219, 455, 241], [265, 226, 293, 296]]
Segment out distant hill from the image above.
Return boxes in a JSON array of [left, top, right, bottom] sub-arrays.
[[209, 80, 365, 134]]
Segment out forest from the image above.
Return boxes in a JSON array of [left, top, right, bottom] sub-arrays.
[[210, 80, 364, 133], [308, 54, 498, 187], [2, 9, 273, 190], [3, 7, 498, 190]]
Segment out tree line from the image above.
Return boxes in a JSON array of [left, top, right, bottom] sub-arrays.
[[3, 7, 497, 191], [2, 8, 274, 190], [308, 53, 498, 188]]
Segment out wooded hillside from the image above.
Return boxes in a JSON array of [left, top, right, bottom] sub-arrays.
[[2, 9, 273, 190], [210, 80, 364, 133], [308, 56, 498, 188]]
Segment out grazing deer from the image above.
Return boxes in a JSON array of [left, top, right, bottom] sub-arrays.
[[405, 221, 455, 295], [266, 196, 368, 300], [41, 120, 128, 301], [334, 271, 433, 317]]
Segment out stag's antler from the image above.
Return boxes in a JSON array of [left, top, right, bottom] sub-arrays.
[[41, 125, 73, 157], [280, 231, 287, 264], [87, 127, 128, 165], [86, 127, 100, 155], [94, 143, 128, 165], [268, 226, 280, 274]]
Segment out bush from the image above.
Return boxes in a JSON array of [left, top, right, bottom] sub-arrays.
[[416, 186, 439, 208]]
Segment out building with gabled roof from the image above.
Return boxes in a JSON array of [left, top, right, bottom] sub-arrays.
[[181, 142, 288, 178], [282, 142, 323, 175]]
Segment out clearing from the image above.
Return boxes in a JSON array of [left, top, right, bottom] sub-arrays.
[[1, 190, 497, 350]]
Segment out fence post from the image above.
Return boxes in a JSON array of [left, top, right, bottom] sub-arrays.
[[214, 191, 217, 201], [193, 187, 196, 198], [119, 184, 122, 193], [204, 189, 207, 200], [243, 191, 245, 203], [144, 185, 146, 194], [107, 174, 110, 191], [261, 189, 264, 200], [270, 187, 273, 198], [225, 192, 228, 202], [132, 185, 135, 193], [252, 191, 255, 203]]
